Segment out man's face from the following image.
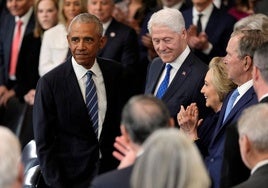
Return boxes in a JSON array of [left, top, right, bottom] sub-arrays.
[[87, 0, 114, 23], [224, 36, 245, 86], [67, 22, 106, 69], [6, 0, 33, 17], [151, 25, 186, 63]]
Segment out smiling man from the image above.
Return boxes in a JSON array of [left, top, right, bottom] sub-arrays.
[[144, 8, 210, 126], [33, 13, 131, 188]]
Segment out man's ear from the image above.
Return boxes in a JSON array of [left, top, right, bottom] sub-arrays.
[[243, 55, 253, 71], [99, 36, 107, 49], [120, 125, 131, 143]]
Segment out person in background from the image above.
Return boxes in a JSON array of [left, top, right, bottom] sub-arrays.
[[177, 57, 236, 157], [0, 0, 35, 131], [182, 0, 236, 64], [144, 8, 210, 126], [131, 128, 211, 188], [227, 0, 255, 21], [0, 126, 23, 188], [90, 95, 174, 188], [33, 13, 130, 188], [233, 103, 268, 188], [38, 0, 86, 76]]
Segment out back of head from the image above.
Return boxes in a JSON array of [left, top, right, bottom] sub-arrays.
[[231, 29, 266, 59], [209, 57, 236, 101], [0, 126, 21, 188], [121, 95, 171, 145], [253, 41, 268, 84], [147, 8, 185, 34], [131, 128, 211, 188], [238, 103, 268, 153], [67, 12, 103, 36]]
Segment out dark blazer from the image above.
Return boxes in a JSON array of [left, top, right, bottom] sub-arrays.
[[232, 164, 268, 188], [0, 11, 35, 86], [182, 5, 236, 64], [33, 57, 128, 188], [90, 165, 133, 188], [205, 87, 258, 188], [144, 52, 210, 123], [15, 32, 40, 101], [99, 18, 139, 69], [220, 94, 268, 188]]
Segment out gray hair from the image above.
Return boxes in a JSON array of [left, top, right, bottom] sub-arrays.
[[121, 95, 170, 145], [238, 103, 268, 153], [147, 8, 185, 34], [253, 41, 268, 84], [67, 13, 103, 36], [131, 128, 211, 188], [0, 126, 21, 188], [231, 30, 266, 59]]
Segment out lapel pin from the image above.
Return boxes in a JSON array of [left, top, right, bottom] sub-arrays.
[[110, 32, 116, 37], [182, 71, 186, 76]]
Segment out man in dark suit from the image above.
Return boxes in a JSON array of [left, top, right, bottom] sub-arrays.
[[0, 0, 35, 130], [90, 95, 173, 188], [144, 8, 210, 125], [33, 13, 131, 188], [205, 30, 265, 188], [182, 0, 236, 64], [232, 103, 268, 188]]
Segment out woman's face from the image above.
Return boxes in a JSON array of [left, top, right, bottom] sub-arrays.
[[201, 70, 222, 112], [37, 0, 58, 30], [63, 0, 83, 22]]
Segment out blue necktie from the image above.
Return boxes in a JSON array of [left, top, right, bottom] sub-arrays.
[[223, 89, 239, 123], [156, 64, 172, 99], [86, 71, 98, 136]]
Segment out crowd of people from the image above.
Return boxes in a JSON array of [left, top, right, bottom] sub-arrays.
[[1, 0, 268, 187]]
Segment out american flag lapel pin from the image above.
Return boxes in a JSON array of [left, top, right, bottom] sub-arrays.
[[182, 71, 186, 76]]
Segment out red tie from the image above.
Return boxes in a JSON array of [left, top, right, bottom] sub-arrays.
[[9, 20, 23, 78]]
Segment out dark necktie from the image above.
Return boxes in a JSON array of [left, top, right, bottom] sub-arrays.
[[86, 71, 98, 136], [156, 64, 172, 99], [223, 89, 239, 123], [197, 13, 203, 35]]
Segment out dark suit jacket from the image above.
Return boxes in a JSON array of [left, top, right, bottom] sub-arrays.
[[90, 165, 133, 188], [232, 164, 268, 188], [205, 87, 258, 188], [33, 57, 128, 188], [144, 52, 210, 124], [99, 18, 139, 69], [182, 5, 236, 64], [220, 94, 268, 188], [0, 11, 35, 86]]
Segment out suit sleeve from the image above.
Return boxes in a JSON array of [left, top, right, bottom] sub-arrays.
[[33, 77, 65, 188]]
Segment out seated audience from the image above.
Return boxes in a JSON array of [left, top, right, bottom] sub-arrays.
[[90, 94, 173, 188], [0, 126, 23, 188], [177, 57, 236, 157], [131, 128, 211, 188], [233, 103, 268, 188]]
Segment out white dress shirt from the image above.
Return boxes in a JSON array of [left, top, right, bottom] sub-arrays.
[[72, 58, 107, 139]]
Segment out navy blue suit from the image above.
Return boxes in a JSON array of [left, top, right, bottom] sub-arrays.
[[205, 87, 258, 188], [145, 52, 210, 124], [90, 165, 133, 188], [182, 5, 236, 64], [33, 57, 130, 188]]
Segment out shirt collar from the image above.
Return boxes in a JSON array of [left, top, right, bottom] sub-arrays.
[[102, 18, 112, 36], [169, 46, 190, 70], [237, 80, 253, 96], [193, 3, 213, 17], [15, 7, 33, 25]]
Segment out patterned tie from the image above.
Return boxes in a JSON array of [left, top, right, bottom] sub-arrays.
[[223, 89, 239, 123], [86, 71, 98, 136], [197, 13, 203, 35], [156, 64, 172, 99], [9, 20, 23, 78]]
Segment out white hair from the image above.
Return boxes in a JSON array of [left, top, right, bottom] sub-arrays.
[[147, 8, 185, 34], [0, 126, 21, 188]]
